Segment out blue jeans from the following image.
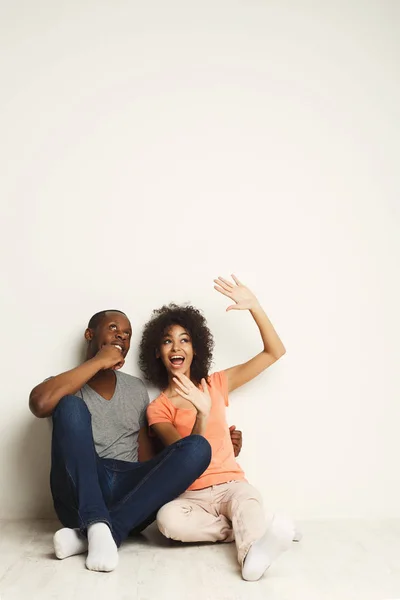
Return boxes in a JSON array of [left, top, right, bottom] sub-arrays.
[[50, 395, 211, 546]]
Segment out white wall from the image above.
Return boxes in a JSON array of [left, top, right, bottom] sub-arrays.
[[1, 0, 399, 520]]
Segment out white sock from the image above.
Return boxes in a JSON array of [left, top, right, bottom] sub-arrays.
[[85, 522, 118, 572], [242, 514, 294, 582], [53, 528, 88, 559]]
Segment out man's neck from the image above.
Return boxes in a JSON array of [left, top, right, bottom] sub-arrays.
[[87, 369, 117, 401], [88, 368, 115, 385]]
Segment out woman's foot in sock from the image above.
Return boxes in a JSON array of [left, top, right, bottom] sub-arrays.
[[85, 523, 118, 572], [53, 528, 88, 559], [242, 515, 294, 582]]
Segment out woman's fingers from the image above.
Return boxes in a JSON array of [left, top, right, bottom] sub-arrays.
[[226, 304, 240, 312], [172, 377, 189, 394], [231, 274, 242, 286], [214, 277, 234, 291], [201, 378, 209, 393], [175, 372, 193, 387], [214, 285, 233, 299], [175, 388, 192, 401]]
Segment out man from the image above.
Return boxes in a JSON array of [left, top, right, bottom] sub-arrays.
[[29, 309, 242, 572]]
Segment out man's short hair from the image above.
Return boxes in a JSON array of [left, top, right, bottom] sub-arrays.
[[88, 310, 127, 330]]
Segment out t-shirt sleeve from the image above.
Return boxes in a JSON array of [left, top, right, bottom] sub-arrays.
[[147, 397, 174, 426], [211, 371, 230, 407], [139, 385, 150, 428]]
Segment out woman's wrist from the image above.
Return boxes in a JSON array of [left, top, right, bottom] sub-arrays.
[[196, 411, 210, 421], [249, 299, 262, 313]]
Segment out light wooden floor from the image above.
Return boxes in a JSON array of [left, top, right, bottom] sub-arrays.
[[1, 519, 400, 600]]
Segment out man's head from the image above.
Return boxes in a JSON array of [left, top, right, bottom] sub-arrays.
[[85, 310, 132, 360]]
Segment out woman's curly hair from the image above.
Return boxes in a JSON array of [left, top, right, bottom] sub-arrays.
[[139, 303, 214, 390]]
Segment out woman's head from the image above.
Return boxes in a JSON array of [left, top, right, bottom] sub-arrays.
[[139, 304, 214, 389]]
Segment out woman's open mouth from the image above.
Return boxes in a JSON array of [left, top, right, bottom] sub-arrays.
[[169, 355, 185, 368]]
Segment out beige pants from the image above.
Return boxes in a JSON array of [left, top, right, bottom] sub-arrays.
[[157, 481, 267, 566]]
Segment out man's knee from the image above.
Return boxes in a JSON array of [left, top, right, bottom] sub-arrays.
[[53, 395, 90, 426], [178, 435, 212, 471]]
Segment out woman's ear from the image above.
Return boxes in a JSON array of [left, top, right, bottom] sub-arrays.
[[155, 348, 160, 359], [85, 328, 93, 342]]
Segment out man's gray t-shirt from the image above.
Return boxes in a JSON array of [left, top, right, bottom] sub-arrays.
[[75, 371, 149, 463]]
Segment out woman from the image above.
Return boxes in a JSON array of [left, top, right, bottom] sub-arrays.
[[139, 274, 295, 581]]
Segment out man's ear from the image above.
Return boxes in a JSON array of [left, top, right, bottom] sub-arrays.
[[85, 328, 93, 342]]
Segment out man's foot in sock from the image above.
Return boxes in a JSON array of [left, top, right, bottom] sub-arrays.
[[242, 515, 294, 582], [85, 523, 118, 572], [54, 528, 88, 559]]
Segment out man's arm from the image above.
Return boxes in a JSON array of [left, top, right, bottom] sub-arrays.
[[29, 346, 124, 418]]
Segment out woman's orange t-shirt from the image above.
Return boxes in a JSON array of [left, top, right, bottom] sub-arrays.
[[146, 371, 246, 491]]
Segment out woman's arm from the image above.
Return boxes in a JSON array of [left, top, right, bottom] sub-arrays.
[[151, 373, 212, 445], [150, 414, 208, 448], [214, 275, 286, 393], [150, 422, 182, 446]]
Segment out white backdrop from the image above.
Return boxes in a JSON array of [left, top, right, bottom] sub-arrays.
[[1, 0, 399, 520]]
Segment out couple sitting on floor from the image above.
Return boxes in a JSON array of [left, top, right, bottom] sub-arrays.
[[29, 274, 296, 580]]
